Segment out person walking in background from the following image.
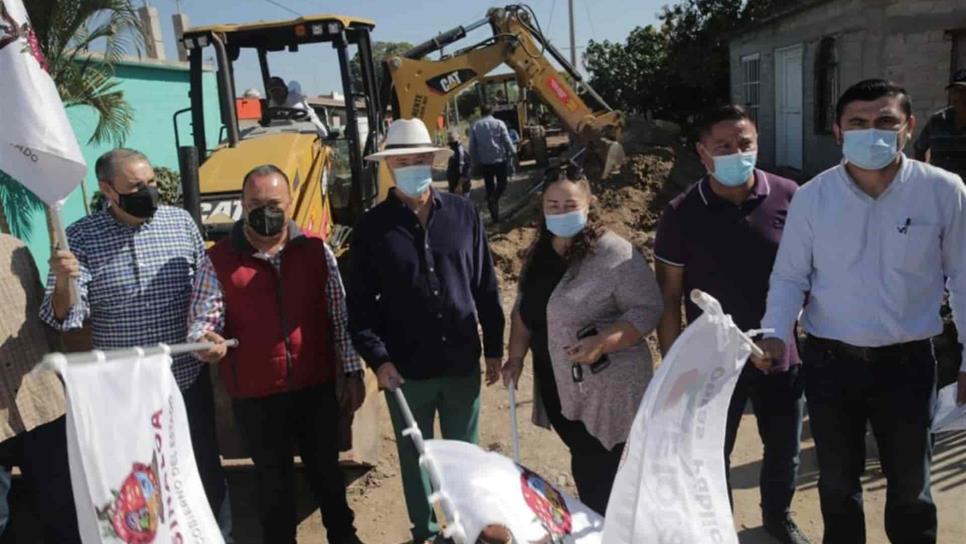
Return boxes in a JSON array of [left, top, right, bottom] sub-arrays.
[[500, 165, 662, 515], [914, 68, 966, 180], [348, 119, 505, 544], [446, 129, 472, 195], [758, 79, 966, 543], [38, 148, 231, 538], [189, 164, 364, 544], [469, 103, 516, 222], [0, 233, 80, 543], [654, 104, 808, 544]]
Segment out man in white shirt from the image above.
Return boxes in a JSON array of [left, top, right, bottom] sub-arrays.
[[267, 76, 328, 138], [757, 79, 966, 543]]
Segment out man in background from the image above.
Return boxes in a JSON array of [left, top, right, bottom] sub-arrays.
[[469, 104, 516, 222], [914, 68, 966, 180]]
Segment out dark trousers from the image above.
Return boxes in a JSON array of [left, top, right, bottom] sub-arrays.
[[537, 366, 623, 515], [233, 383, 355, 544], [182, 370, 228, 524], [804, 337, 937, 544], [480, 162, 508, 201], [0, 417, 81, 543], [724, 363, 804, 523]]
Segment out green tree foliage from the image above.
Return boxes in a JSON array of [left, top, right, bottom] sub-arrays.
[[350, 40, 414, 89], [27, 0, 144, 145], [584, 0, 788, 123]]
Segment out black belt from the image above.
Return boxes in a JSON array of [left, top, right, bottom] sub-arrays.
[[807, 335, 931, 363]]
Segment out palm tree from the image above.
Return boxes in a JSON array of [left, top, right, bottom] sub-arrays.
[[0, 0, 144, 235], [28, 0, 144, 145]]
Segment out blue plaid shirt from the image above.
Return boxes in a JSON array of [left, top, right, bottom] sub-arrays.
[[39, 206, 207, 388]]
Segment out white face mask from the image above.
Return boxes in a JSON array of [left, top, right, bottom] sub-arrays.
[[842, 128, 902, 170]]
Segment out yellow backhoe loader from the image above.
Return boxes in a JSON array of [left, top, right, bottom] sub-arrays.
[[384, 4, 625, 179]]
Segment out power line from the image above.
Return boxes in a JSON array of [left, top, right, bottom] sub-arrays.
[[548, 0, 557, 31], [582, 0, 598, 41], [263, 0, 302, 17]]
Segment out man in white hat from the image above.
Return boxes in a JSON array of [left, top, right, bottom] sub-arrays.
[[347, 119, 506, 544]]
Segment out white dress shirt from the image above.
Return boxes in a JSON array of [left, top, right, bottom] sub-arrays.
[[761, 155, 966, 370]]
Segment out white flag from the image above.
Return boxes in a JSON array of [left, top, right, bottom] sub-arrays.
[[57, 352, 224, 544], [0, 0, 85, 205], [933, 383, 966, 433], [602, 292, 750, 544], [423, 439, 603, 543]]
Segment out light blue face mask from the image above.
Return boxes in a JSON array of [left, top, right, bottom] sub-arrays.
[[842, 128, 901, 170], [711, 150, 757, 187], [393, 165, 433, 197], [545, 209, 588, 238]]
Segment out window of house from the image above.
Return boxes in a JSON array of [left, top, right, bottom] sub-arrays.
[[741, 54, 761, 123], [952, 29, 966, 72], [815, 36, 838, 134]]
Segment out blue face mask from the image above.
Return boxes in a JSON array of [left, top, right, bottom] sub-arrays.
[[545, 209, 587, 238], [842, 128, 900, 170], [393, 165, 433, 197], [711, 151, 757, 187]]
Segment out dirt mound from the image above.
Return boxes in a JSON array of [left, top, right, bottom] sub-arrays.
[[488, 145, 697, 287]]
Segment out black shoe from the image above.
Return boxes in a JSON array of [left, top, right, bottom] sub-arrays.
[[764, 517, 810, 544], [487, 198, 500, 223]]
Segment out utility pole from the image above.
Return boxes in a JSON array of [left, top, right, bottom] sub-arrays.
[[568, 0, 576, 68]]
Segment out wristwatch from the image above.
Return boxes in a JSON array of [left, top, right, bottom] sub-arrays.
[[345, 370, 364, 379]]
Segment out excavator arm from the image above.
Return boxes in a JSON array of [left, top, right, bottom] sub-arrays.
[[384, 4, 625, 178]]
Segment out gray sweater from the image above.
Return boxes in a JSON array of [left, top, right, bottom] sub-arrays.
[[515, 231, 663, 450]]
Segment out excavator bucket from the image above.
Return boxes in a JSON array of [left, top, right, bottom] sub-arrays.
[[602, 139, 626, 179]]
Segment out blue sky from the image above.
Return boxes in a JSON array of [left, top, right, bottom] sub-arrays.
[[148, 0, 666, 96]]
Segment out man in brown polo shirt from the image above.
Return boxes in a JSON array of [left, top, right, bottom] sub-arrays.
[[0, 233, 80, 541]]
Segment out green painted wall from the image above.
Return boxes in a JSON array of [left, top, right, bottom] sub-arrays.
[[0, 61, 222, 278]]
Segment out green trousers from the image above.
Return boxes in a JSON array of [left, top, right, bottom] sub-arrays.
[[385, 371, 481, 542]]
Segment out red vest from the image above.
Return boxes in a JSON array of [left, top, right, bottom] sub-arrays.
[[208, 230, 336, 398]]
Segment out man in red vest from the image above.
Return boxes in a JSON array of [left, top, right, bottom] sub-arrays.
[[188, 164, 365, 544]]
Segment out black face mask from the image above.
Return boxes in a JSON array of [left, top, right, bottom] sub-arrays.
[[116, 185, 160, 218], [247, 205, 286, 237]]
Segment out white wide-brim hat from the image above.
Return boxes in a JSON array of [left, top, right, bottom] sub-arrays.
[[365, 119, 454, 161]]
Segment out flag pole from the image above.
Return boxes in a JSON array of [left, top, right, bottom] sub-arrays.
[[48, 200, 79, 305], [508, 380, 521, 463], [391, 388, 468, 543], [35, 339, 240, 372]]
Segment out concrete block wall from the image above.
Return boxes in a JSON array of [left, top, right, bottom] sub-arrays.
[[729, 0, 966, 179]]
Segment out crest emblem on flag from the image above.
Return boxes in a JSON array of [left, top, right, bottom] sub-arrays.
[[519, 467, 572, 541], [0, 0, 45, 68], [95, 453, 164, 543]]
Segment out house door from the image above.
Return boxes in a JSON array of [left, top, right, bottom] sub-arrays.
[[775, 45, 804, 170]]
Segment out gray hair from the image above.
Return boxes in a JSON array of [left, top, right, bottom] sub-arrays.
[[242, 164, 290, 192], [95, 148, 149, 182]]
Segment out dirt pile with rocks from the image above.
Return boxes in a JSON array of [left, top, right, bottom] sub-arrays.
[[488, 137, 704, 287]]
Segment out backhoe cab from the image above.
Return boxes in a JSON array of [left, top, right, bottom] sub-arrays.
[[177, 15, 385, 246]]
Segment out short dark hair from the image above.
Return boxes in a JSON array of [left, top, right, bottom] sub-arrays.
[[835, 79, 911, 123], [480, 102, 493, 116], [95, 148, 149, 182], [695, 104, 755, 138], [242, 164, 290, 192]]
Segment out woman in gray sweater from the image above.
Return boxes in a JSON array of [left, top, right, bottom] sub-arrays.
[[500, 166, 663, 515]]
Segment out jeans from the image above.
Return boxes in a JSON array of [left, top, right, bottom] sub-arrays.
[[0, 465, 9, 536], [804, 336, 937, 544], [480, 162, 508, 202], [385, 371, 481, 542], [0, 417, 81, 543], [233, 383, 356, 544], [724, 363, 804, 523]]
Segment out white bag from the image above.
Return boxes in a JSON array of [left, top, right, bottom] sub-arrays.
[[59, 352, 224, 544], [602, 293, 750, 544]]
